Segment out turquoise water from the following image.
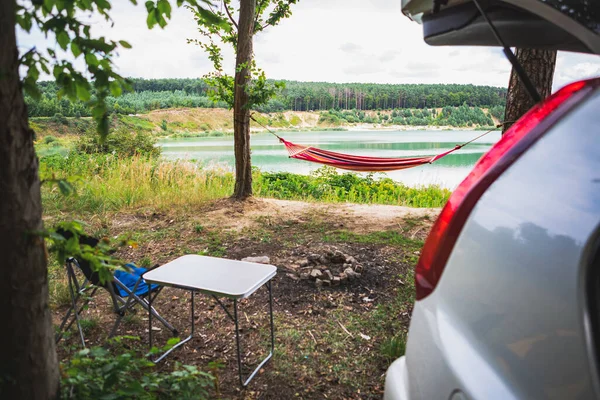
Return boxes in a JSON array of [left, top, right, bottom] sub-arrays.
[[158, 129, 501, 189]]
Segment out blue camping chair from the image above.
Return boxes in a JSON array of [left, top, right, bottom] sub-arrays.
[[55, 234, 177, 347]]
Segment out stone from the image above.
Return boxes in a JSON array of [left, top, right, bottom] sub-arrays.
[[286, 273, 299, 281], [330, 250, 347, 264], [345, 256, 357, 265], [322, 280, 331, 287], [241, 256, 270, 264], [324, 269, 334, 281], [354, 265, 364, 273], [300, 272, 310, 280], [332, 277, 341, 285], [307, 253, 321, 263], [343, 263, 352, 269], [339, 272, 348, 282], [344, 267, 361, 280], [319, 255, 329, 265], [315, 278, 323, 288], [310, 269, 323, 280], [299, 259, 310, 268]]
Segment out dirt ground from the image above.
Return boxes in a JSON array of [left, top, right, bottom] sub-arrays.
[[53, 198, 438, 399]]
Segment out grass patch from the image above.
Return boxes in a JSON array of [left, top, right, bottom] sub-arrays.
[[40, 154, 449, 216], [323, 229, 424, 249]]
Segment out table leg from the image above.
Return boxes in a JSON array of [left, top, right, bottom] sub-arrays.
[[233, 281, 275, 386], [151, 290, 195, 363]]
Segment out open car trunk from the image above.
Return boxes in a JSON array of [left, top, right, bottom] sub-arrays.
[[401, 0, 600, 54]]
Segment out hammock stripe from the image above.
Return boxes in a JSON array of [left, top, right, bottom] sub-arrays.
[[280, 138, 462, 172]]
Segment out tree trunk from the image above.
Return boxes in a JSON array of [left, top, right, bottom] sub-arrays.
[[0, 1, 59, 398], [232, 0, 256, 200], [503, 48, 557, 133]]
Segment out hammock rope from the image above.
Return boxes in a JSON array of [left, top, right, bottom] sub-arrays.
[[250, 114, 503, 173]]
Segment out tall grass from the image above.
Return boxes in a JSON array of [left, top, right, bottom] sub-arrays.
[[41, 154, 234, 214], [40, 154, 451, 215]]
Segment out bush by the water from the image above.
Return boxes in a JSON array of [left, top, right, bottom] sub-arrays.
[[256, 167, 451, 207], [77, 129, 160, 157]]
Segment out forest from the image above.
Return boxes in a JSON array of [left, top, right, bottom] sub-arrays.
[[26, 78, 507, 118]]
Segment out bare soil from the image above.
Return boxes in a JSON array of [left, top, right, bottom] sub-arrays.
[[53, 198, 438, 399]]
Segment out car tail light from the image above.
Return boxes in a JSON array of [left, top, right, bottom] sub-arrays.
[[415, 79, 598, 300]]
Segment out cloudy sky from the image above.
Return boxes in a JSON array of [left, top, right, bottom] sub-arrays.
[[17, 0, 600, 89]]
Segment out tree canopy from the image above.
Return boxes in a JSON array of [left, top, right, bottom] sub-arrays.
[[26, 78, 507, 117]]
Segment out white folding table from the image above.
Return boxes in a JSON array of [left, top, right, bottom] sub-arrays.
[[143, 254, 277, 386]]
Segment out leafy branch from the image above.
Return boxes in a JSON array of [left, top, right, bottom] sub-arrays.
[[17, 0, 223, 139]]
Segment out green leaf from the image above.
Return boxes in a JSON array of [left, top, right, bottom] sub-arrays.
[[157, 0, 172, 19], [70, 42, 82, 57], [195, 8, 223, 25], [118, 40, 132, 49], [84, 53, 99, 67], [146, 10, 157, 28], [109, 81, 122, 97], [75, 82, 91, 101], [57, 31, 70, 50], [57, 180, 75, 196]]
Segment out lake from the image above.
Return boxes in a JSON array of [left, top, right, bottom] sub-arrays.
[[159, 130, 502, 189]]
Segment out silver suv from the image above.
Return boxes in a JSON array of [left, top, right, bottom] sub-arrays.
[[385, 1, 600, 399]]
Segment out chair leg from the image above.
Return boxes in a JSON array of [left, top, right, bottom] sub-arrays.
[[109, 313, 124, 338], [66, 272, 87, 347]]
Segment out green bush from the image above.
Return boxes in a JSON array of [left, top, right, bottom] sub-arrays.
[[52, 113, 69, 125], [289, 115, 301, 126], [255, 166, 451, 207], [77, 129, 160, 157], [43, 135, 58, 144], [199, 123, 211, 131], [161, 119, 168, 131], [60, 343, 214, 399]]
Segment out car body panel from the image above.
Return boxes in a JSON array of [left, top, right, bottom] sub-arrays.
[[386, 89, 600, 399]]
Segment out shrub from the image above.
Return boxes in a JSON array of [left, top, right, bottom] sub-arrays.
[[289, 115, 301, 126], [77, 129, 160, 157], [199, 123, 211, 131], [43, 135, 58, 144], [52, 113, 69, 125], [60, 343, 214, 399], [161, 119, 168, 131]]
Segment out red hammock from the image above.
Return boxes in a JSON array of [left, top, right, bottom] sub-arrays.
[[278, 138, 465, 172]]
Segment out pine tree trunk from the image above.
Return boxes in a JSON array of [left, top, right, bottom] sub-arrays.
[[503, 48, 557, 133], [232, 0, 256, 200], [0, 1, 60, 398]]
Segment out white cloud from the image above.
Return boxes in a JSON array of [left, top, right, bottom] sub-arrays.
[[16, 0, 600, 89]]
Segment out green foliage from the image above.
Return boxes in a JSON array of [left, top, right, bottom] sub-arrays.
[[26, 79, 508, 118], [161, 119, 168, 131], [43, 135, 58, 144], [77, 129, 160, 157], [380, 334, 407, 362], [17, 0, 222, 139], [40, 154, 448, 215], [488, 104, 505, 120], [255, 166, 451, 207], [41, 220, 126, 285], [289, 115, 301, 126], [188, 1, 296, 111], [52, 113, 69, 125], [60, 343, 214, 399]]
